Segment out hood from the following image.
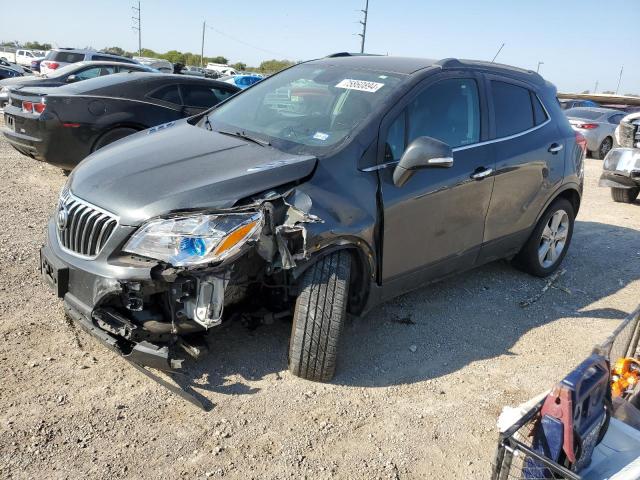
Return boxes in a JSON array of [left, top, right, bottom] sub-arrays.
[[69, 120, 317, 226]]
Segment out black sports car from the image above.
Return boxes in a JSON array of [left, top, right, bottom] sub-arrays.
[[2, 72, 240, 170], [0, 60, 156, 110]]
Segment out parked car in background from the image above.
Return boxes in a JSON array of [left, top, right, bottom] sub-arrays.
[[2, 73, 239, 169], [0, 65, 22, 82], [560, 98, 600, 110], [0, 58, 26, 75], [40, 48, 138, 76], [219, 73, 263, 89], [16, 49, 44, 67], [565, 107, 624, 159], [205, 62, 237, 76], [181, 65, 206, 77], [37, 55, 585, 382], [0, 61, 158, 110], [30, 57, 45, 74], [133, 56, 173, 73], [600, 112, 640, 203]]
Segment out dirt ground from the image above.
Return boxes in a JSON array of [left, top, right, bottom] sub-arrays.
[[0, 117, 638, 479]]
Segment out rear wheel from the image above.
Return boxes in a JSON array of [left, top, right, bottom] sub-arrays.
[[593, 137, 613, 160], [92, 127, 138, 152], [514, 198, 575, 277], [289, 251, 351, 382], [611, 187, 639, 204]]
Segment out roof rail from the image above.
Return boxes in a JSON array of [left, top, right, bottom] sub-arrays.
[[325, 52, 383, 58]]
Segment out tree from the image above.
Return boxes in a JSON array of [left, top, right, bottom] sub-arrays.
[[232, 62, 247, 71], [102, 46, 133, 57], [259, 59, 294, 74], [208, 56, 228, 65], [602, 90, 615, 94], [23, 41, 52, 50], [580, 89, 590, 94]]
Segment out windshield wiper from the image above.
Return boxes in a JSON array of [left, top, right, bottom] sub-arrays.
[[217, 129, 271, 147]]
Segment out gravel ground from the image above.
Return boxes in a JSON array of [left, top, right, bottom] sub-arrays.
[[0, 118, 638, 479]]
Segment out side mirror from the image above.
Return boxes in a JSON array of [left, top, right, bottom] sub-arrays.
[[66, 74, 77, 83], [393, 136, 453, 187]]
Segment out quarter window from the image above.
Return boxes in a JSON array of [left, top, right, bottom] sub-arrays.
[[180, 85, 232, 108], [149, 85, 181, 105], [491, 81, 535, 137], [531, 92, 548, 126]]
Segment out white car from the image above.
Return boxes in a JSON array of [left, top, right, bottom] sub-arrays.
[[40, 48, 139, 76], [15, 49, 45, 67]]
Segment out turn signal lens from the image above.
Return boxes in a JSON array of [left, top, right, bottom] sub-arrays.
[[213, 220, 260, 256], [22, 101, 33, 113]]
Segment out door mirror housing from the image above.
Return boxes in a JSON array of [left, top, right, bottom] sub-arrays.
[[66, 74, 77, 83], [393, 136, 454, 187]]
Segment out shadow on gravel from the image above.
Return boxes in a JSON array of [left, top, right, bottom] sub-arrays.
[[170, 220, 639, 397]]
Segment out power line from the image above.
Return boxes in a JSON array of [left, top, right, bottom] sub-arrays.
[[358, 0, 369, 54], [206, 24, 291, 58], [132, 1, 141, 56]]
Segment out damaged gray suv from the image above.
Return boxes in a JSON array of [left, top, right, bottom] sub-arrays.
[[41, 54, 585, 384]]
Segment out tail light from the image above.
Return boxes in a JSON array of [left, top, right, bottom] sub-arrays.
[[576, 123, 598, 129], [22, 99, 46, 115], [43, 61, 59, 70], [575, 132, 587, 153]]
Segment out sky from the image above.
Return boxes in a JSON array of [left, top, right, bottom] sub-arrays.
[[2, 0, 639, 94]]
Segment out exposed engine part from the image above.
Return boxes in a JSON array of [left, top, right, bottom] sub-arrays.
[[123, 281, 144, 311]]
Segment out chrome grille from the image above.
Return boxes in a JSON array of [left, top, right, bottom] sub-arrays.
[[56, 190, 118, 258]]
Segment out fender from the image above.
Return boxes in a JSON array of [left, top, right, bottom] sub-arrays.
[[535, 181, 582, 223], [290, 237, 375, 315]]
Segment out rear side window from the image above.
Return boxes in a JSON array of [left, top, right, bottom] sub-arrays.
[[491, 81, 535, 137], [46, 51, 85, 63], [181, 85, 236, 108], [608, 114, 624, 125], [149, 85, 181, 105]]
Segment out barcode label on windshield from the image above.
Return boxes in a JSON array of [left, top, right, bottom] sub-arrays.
[[335, 79, 384, 93]]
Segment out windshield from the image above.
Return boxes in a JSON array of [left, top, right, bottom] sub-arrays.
[[206, 63, 406, 154]]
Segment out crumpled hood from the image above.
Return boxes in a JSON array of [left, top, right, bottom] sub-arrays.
[[69, 120, 317, 226]]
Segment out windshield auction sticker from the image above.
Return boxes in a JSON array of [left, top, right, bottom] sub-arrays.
[[335, 79, 384, 93]]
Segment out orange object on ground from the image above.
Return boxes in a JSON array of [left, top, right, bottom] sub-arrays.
[[611, 357, 640, 398]]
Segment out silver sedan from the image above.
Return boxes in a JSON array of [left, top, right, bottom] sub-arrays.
[[565, 107, 626, 159]]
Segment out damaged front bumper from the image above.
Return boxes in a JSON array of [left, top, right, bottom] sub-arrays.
[[40, 188, 322, 372]]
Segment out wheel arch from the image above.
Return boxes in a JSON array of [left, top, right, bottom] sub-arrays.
[[289, 238, 375, 316], [536, 183, 582, 222], [90, 123, 147, 152]]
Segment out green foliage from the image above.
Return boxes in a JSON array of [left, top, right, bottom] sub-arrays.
[[102, 46, 130, 57], [23, 41, 51, 50], [258, 59, 295, 74], [231, 62, 247, 71]]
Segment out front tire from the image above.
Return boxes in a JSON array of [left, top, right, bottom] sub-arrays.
[[611, 187, 639, 204], [289, 251, 351, 382], [514, 198, 575, 277]]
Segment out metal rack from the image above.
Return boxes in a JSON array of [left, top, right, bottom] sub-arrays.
[[491, 306, 640, 480]]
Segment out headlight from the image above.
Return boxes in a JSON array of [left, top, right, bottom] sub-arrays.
[[123, 212, 262, 266], [604, 148, 640, 173]]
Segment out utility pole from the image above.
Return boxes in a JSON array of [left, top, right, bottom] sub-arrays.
[[593, 80, 599, 94], [491, 43, 505, 63], [358, 0, 369, 54], [536, 61, 544, 73], [132, 1, 141, 56], [615, 66, 624, 95], [201, 20, 206, 68]]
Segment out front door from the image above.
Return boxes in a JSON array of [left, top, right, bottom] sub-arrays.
[[378, 73, 495, 288]]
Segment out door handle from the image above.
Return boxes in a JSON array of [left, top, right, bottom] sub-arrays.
[[548, 143, 563, 154], [470, 167, 493, 180]]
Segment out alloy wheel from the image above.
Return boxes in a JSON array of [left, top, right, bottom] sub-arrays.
[[538, 210, 569, 268], [600, 138, 612, 158]]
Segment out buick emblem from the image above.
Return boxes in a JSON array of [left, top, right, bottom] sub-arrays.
[[57, 204, 69, 231]]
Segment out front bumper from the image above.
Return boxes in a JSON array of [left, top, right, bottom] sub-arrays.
[[41, 219, 180, 370], [599, 171, 640, 189]]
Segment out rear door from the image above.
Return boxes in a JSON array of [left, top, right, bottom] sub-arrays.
[[479, 77, 564, 262], [378, 71, 495, 286]]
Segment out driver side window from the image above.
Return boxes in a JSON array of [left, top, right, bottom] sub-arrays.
[[384, 78, 481, 161]]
